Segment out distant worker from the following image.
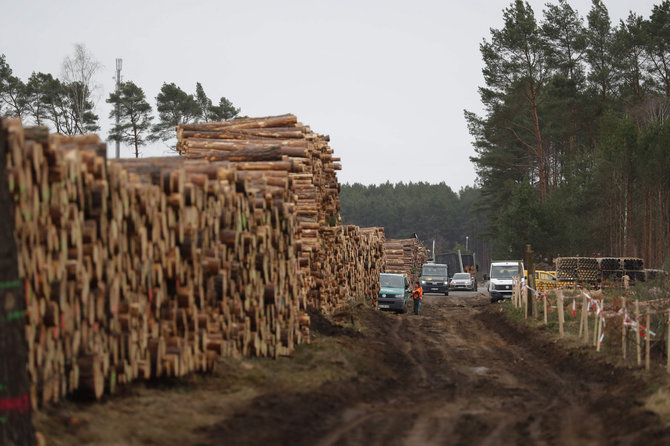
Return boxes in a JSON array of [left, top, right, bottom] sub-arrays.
[[412, 281, 423, 315]]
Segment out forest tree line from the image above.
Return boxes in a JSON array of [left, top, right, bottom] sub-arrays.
[[344, 0, 670, 270], [0, 44, 242, 157], [340, 183, 489, 261], [466, 0, 670, 268]]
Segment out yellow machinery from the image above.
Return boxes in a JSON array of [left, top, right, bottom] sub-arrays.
[[524, 270, 557, 293]]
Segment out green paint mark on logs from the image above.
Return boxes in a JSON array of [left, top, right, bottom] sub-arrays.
[[0, 280, 21, 289]]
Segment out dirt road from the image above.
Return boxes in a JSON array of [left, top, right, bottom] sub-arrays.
[[36, 293, 670, 445]]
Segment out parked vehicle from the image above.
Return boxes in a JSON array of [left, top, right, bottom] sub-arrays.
[[434, 252, 476, 279], [489, 260, 525, 303], [533, 270, 557, 293], [378, 273, 410, 313], [450, 272, 477, 291], [420, 263, 449, 296]]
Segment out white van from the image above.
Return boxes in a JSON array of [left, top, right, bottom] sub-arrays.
[[489, 260, 524, 303]]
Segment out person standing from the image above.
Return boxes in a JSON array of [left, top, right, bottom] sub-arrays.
[[412, 281, 423, 315]]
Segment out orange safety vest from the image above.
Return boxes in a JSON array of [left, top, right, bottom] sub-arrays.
[[412, 286, 423, 300]]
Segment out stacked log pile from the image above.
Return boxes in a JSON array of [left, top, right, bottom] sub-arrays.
[[383, 238, 427, 285], [335, 226, 386, 307], [176, 114, 359, 313], [3, 115, 384, 409]]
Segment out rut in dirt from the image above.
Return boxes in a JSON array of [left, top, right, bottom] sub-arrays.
[[203, 295, 670, 446]]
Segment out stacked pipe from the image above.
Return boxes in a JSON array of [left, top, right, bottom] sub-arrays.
[[577, 258, 599, 282], [599, 257, 623, 281], [3, 114, 388, 408], [556, 256, 646, 287], [623, 258, 645, 282], [556, 257, 579, 283], [383, 238, 427, 285], [556, 257, 599, 286]]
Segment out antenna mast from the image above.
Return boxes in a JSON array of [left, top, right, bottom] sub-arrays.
[[114, 58, 123, 159]]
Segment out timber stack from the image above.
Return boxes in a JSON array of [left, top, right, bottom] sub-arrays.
[[177, 114, 361, 313], [334, 226, 386, 306], [383, 238, 427, 285], [2, 114, 384, 409]]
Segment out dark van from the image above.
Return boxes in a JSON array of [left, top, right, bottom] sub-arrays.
[[420, 263, 449, 296]]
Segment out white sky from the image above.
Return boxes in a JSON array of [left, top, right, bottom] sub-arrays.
[[0, 0, 660, 191]]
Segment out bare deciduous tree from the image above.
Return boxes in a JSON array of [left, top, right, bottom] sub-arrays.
[[61, 43, 101, 133]]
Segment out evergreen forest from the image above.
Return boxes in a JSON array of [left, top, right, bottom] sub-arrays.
[[342, 0, 670, 270]]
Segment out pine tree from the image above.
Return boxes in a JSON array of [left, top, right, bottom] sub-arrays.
[[645, 0, 670, 96], [477, 0, 551, 200], [107, 81, 153, 158], [151, 82, 200, 143], [542, 0, 587, 82], [0, 55, 27, 119], [210, 96, 241, 121], [194, 82, 214, 122], [585, 0, 616, 102]]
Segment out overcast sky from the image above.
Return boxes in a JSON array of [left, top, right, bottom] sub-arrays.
[[0, 0, 660, 191]]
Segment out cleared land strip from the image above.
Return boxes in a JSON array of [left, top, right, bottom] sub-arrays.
[[35, 294, 670, 445]]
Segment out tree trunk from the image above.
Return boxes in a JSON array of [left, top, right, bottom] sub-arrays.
[[0, 120, 36, 445], [529, 84, 546, 202], [647, 190, 653, 267], [625, 176, 634, 256], [611, 185, 617, 255], [133, 123, 139, 158]]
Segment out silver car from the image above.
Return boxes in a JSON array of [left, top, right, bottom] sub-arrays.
[[450, 272, 477, 291]]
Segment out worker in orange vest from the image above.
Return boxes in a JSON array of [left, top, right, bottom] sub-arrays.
[[412, 281, 423, 315]]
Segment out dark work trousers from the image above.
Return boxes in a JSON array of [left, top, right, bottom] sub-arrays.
[[413, 298, 422, 315]]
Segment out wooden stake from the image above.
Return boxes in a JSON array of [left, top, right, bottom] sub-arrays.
[[622, 296, 627, 361], [578, 295, 585, 337], [525, 245, 537, 319], [543, 293, 547, 325], [592, 299, 599, 347], [581, 296, 589, 343], [636, 299, 641, 367], [666, 311, 669, 374], [524, 288, 528, 319], [645, 307, 650, 371], [517, 260, 523, 310], [596, 299, 604, 352], [557, 294, 564, 337]]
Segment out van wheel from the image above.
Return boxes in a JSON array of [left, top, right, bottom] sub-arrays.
[[444, 291, 449, 296]]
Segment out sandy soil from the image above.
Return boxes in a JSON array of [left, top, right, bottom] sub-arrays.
[[34, 293, 670, 445]]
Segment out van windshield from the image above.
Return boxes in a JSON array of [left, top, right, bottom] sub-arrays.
[[422, 266, 447, 276], [380, 275, 403, 288], [490, 265, 520, 279]]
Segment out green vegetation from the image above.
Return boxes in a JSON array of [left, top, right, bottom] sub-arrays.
[[340, 182, 485, 254], [467, 0, 670, 266], [0, 47, 242, 147], [107, 81, 153, 158], [343, 1, 670, 269]]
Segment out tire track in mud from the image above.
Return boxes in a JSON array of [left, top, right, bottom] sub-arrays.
[[314, 312, 450, 446], [204, 295, 670, 446]]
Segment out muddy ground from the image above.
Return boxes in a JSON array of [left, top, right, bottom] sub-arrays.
[[34, 293, 670, 445]]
